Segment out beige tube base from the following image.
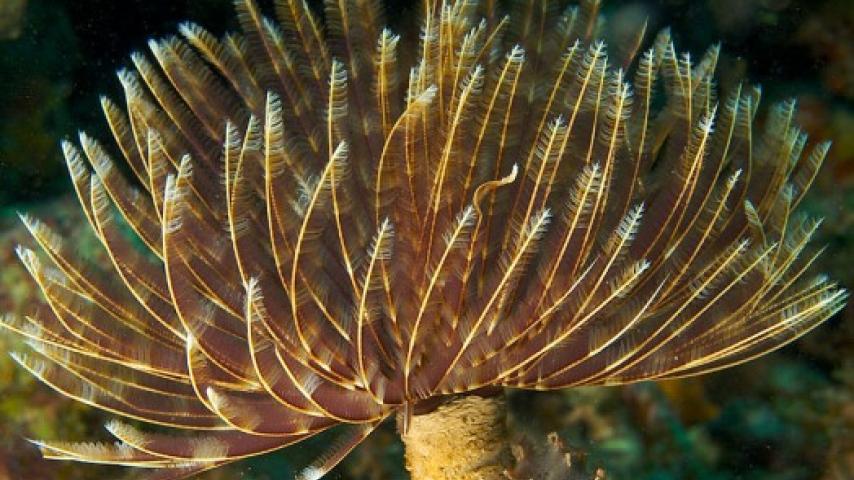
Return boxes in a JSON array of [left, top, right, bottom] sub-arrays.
[[400, 394, 512, 480]]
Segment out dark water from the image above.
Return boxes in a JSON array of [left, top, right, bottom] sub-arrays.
[[0, 1, 850, 479]]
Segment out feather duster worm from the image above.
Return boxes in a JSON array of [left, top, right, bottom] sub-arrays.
[[2, 0, 846, 478]]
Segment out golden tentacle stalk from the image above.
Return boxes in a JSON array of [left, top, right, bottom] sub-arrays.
[[2, 0, 846, 478]]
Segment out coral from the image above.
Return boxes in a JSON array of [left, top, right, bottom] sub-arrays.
[[506, 430, 605, 480], [0, 1, 77, 204], [0, 0, 27, 40], [0, 0, 846, 478], [796, 0, 854, 101], [821, 362, 854, 479]]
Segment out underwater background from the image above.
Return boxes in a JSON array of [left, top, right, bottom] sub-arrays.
[[0, 0, 851, 478]]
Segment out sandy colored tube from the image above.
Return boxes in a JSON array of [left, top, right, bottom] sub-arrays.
[[401, 394, 512, 480]]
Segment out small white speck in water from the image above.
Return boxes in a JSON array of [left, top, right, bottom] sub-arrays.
[[297, 466, 324, 480]]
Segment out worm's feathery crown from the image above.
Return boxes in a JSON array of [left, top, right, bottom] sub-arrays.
[[3, 0, 846, 477]]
